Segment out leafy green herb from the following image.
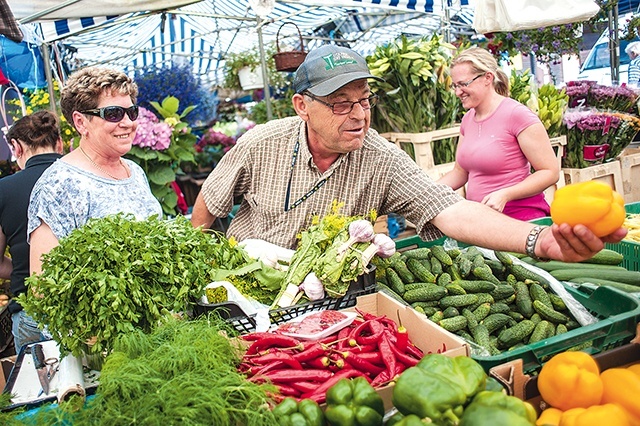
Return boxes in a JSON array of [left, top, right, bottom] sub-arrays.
[[19, 214, 222, 357]]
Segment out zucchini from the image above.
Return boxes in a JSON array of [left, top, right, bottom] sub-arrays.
[[439, 294, 479, 308], [431, 245, 453, 266], [452, 279, 497, 293], [439, 315, 468, 332], [497, 320, 536, 348], [580, 249, 624, 266], [533, 261, 626, 272], [569, 277, 640, 293], [406, 258, 436, 283], [532, 300, 569, 324], [402, 247, 431, 260], [549, 268, 640, 285], [385, 267, 405, 295], [402, 284, 447, 303]]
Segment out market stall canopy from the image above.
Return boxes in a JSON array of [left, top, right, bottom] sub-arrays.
[[4, 0, 475, 86]]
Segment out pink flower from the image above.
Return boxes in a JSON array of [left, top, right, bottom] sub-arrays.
[[133, 107, 172, 150]]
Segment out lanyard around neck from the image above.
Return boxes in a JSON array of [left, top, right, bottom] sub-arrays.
[[284, 139, 330, 212]]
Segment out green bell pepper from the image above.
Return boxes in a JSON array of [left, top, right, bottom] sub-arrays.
[[459, 391, 537, 426], [324, 377, 385, 426], [272, 397, 326, 426], [392, 354, 486, 425]]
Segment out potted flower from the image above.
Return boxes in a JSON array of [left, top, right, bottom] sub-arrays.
[[193, 128, 236, 173], [222, 45, 288, 91]]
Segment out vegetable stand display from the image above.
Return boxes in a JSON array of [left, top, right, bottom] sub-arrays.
[[390, 235, 640, 374]]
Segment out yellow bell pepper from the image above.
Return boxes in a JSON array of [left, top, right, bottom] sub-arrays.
[[550, 181, 625, 237], [537, 351, 603, 411], [559, 404, 630, 426], [627, 364, 640, 378], [600, 368, 640, 426], [537, 407, 563, 426]]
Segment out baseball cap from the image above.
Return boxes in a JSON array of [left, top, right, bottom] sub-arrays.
[[293, 44, 383, 96]]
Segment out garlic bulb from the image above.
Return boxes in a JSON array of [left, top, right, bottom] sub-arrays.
[[299, 272, 325, 301]]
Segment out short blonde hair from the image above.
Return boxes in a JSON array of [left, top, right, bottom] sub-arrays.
[[60, 67, 138, 130], [451, 47, 510, 97]]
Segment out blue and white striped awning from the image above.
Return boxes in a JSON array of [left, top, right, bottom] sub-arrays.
[[13, 0, 475, 85]]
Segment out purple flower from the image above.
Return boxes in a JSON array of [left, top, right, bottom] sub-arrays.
[[133, 107, 173, 150]]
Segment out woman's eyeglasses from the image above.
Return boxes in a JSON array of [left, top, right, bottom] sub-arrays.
[[80, 105, 139, 122], [304, 92, 378, 115], [451, 74, 485, 90]]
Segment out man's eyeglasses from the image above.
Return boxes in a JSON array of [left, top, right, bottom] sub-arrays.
[[304, 92, 378, 115], [451, 74, 485, 90], [80, 105, 139, 122]]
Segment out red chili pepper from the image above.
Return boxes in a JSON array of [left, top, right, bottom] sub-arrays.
[[379, 316, 399, 333], [276, 383, 301, 397], [370, 369, 392, 388], [302, 369, 365, 403], [346, 343, 377, 354], [355, 319, 385, 345], [395, 324, 408, 353], [305, 356, 331, 369], [292, 342, 326, 362], [351, 351, 383, 365], [250, 352, 303, 369], [405, 343, 424, 360], [245, 334, 302, 355], [240, 332, 275, 341], [377, 333, 398, 380], [249, 361, 286, 377], [342, 352, 385, 376], [390, 342, 420, 367], [356, 308, 377, 321], [259, 369, 333, 383], [288, 380, 320, 394]]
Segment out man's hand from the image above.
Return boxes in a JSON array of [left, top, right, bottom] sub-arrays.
[[537, 223, 627, 263]]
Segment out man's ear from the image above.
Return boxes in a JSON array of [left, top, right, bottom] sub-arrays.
[[292, 93, 309, 121]]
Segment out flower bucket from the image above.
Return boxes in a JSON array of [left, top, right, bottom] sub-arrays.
[[273, 22, 307, 72], [238, 66, 264, 91]]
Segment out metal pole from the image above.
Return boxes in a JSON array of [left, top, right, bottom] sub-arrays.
[[40, 43, 57, 114], [609, 5, 620, 85], [256, 17, 272, 121]]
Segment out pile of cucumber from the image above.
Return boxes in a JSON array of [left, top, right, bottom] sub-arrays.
[[376, 245, 585, 356], [515, 249, 640, 293]]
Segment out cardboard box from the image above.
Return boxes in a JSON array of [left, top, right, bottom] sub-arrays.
[[619, 151, 640, 203], [345, 291, 470, 410]]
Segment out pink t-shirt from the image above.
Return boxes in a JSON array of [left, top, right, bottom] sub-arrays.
[[457, 97, 550, 220]]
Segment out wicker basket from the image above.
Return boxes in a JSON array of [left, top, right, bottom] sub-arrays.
[[273, 22, 307, 72]]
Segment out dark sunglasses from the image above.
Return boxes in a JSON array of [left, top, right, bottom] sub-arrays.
[[80, 105, 139, 122]]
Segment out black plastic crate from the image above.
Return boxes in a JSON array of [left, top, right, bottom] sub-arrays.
[[193, 267, 376, 334]]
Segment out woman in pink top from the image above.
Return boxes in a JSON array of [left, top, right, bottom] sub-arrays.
[[437, 47, 559, 221]]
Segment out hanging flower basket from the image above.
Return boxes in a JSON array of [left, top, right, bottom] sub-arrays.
[[238, 66, 264, 91], [273, 22, 307, 72]]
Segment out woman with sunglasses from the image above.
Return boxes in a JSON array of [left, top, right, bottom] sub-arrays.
[[438, 47, 559, 221], [27, 67, 162, 275], [0, 111, 63, 352]]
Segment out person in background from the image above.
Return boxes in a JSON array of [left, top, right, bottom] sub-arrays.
[[190, 44, 625, 263], [438, 46, 559, 221], [0, 111, 63, 352], [625, 41, 640, 88], [28, 67, 163, 275]]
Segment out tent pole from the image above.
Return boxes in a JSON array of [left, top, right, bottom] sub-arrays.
[[257, 17, 272, 121], [40, 42, 57, 114]]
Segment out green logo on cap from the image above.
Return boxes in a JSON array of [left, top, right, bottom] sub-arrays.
[[322, 53, 358, 70]]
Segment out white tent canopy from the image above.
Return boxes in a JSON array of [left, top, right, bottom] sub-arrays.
[[7, 0, 475, 85]]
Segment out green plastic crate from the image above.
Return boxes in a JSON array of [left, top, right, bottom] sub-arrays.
[[531, 204, 640, 271], [472, 284, 640, 374]]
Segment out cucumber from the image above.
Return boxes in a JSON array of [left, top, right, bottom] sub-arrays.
[[532, 300, 569, 324], [404, 282, 439, 291], [462, 308, 479, 330], [385, 267, 406, 295], [430, 256, 443, 275], [490, 284, 516, 300], [533, 261, 627, 272], [392, 260, 416, 284], [442, 306, 460, 319], [497, 320, 536, 348], [402, 247, 431, 260], [548, 293, 568, 311], [452, 279, 497, 293], [529, 320, 553, 344], [556, 323, 568, 335], [494, 250, 514, 266], [515, 281, 535, 318], [439, 315, 468, 332], [447, 248, 462, 259], [472, 303, 492, 322], [431, 245, 453, 266], [569, 277, 640, 293], [445, 283, 467, 296], [488, 302, 511, 315], [471, 324, 497, 355], [472, 266, 501, 286], [580, 248, 624, 265], [457, 256, 474, 278], [402, 284, 447, 303], [481, 313, 512, 334], [406, 258, 436, 283], [485, 259, 507, 277], [447, 263, 463, 280], [529, 283, 553, 308], [429, 310, 444, 323], [508, 311, 525, 322], [549, 269, 640, 285], [510, 264, 549, 285], [439, 294, 479, 309], [437, 272, 452, 287], [411, 300, 440, 309]]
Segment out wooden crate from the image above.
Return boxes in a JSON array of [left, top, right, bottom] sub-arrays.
[[381, 126, 461, 171], [619, 151, 640, 203], [423, 161, 466, 197], [562, 160, 624, 194]]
